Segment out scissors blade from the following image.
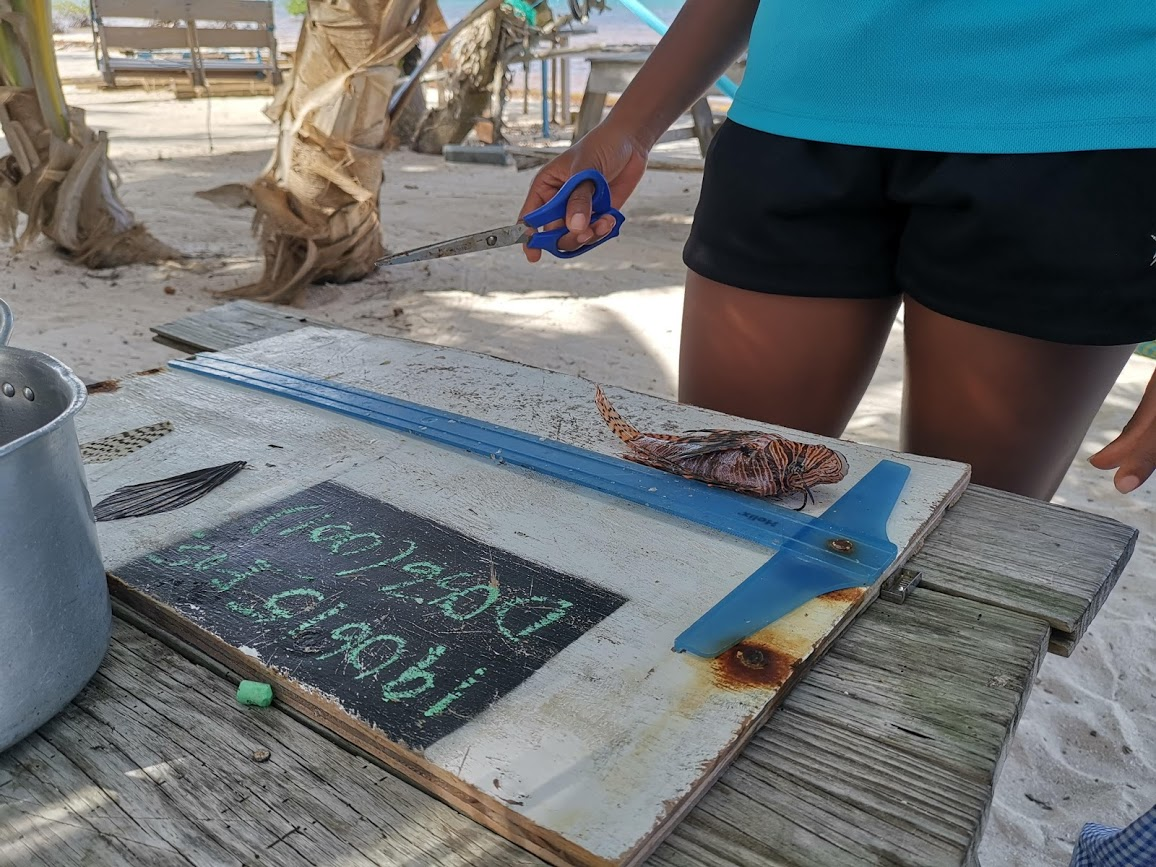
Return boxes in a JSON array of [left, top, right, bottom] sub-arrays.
[[376, 223, 531, 267]]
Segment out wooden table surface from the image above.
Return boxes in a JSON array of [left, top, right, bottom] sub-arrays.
[[0, 303, 1137, 867]]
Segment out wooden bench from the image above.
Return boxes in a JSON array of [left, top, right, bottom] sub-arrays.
[[92, 0, 283, 88]]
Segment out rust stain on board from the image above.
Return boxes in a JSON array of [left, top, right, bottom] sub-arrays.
[[711, 641, 797, 691], [86, 379, 120, 395], [819, 586, 867, 605]]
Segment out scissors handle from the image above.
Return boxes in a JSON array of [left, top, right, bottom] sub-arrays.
[[523, 168, 626, 259]]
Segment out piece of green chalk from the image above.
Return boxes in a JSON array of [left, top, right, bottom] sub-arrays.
[[236, 680, 273, 707]]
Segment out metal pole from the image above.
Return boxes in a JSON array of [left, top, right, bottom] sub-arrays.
[[551, 56, 559, 123], [541, 58, 550, 137], [560, 48, 570, 125]]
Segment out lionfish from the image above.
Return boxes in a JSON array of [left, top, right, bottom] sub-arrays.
[[595, 386, 849, 510]]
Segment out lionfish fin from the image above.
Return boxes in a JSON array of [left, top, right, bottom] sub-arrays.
[[595, 385, 642, 444]]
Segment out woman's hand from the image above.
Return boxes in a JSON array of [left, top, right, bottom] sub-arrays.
[[1089, 367, 1156, 493], [517, 120, 650, 263]]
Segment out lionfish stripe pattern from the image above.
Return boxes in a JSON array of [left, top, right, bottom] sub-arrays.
[[594, 386, 849, 509]]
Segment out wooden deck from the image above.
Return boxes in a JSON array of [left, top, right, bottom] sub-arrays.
[[0, 303, 1137, 866]]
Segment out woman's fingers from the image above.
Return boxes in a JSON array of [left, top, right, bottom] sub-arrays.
[[564, 179, 597, 241], [1089, 367, 1156, 493]]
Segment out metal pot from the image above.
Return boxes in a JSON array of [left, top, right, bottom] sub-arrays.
[[0, 297, 111, 753]]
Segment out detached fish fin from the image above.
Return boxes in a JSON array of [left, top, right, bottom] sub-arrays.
[[595, 385, 643, 444]]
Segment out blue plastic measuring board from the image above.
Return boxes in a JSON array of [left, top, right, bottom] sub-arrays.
[[170, 354, 910, 657]]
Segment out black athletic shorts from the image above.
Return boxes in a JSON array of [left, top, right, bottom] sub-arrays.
[[682, 120, 1156, 346]]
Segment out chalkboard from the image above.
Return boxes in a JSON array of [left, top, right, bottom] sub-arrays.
[[114, 481, 628, 749]]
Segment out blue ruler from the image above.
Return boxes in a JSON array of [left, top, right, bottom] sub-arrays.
[[170, 355, 910, 657]]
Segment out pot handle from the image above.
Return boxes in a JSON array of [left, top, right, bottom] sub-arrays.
[[0, 298, 11, 347]]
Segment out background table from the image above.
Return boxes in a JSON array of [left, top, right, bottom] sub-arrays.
[[572, 51, 747, 153]]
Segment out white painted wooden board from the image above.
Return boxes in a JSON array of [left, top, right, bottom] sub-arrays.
[[80, 327, 970, 867]]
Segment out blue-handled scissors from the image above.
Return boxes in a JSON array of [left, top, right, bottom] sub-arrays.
[[375, 168, 625, 267]]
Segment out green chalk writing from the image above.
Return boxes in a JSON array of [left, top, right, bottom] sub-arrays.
[[381, 645, 446, 702], [120, 482, 626, 750], [425, 667, 487, 718]]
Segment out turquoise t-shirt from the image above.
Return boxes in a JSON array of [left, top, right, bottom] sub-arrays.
[[727, 1, 1156, 153]]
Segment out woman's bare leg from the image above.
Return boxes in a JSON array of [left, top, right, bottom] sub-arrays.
[[678, 271, 901, 437], [901, 296, 1135, 500]]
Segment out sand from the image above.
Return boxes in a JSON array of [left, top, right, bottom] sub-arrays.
[[2, 47, 1154, 865]]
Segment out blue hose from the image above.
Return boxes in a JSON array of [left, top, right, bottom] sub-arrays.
[[612, 0, 739, 98]]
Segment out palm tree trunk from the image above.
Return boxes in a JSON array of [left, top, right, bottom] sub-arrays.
[[225, 0, 432, 304], [0, 0, 177, 267], [408, 2, 542, 155]]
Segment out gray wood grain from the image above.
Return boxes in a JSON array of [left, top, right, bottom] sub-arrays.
[[1, 588, 1048, 867], [906, 485, 1137, 655], [0, 619, 543, 867], [150, 300, 335, 355], [651, 589, 1049, 867]]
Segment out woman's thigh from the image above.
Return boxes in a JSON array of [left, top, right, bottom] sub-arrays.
[[678, 271, 900, 437], [900, 296, 1135, 500]]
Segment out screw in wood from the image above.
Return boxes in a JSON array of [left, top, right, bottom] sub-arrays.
[[735, 647, 767, 669]]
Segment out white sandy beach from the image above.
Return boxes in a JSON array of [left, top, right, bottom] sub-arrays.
[[3, 45, 1154, 866]]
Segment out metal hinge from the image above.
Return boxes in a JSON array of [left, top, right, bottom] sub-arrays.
[[880, 567, 922, 604]]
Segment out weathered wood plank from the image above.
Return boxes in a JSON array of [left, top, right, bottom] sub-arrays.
[[99, 26, 190, 51], [82, 327, 969, 866], [0, 619, 544, 867], [648, 590, 1050, 867], [1, 585, 1049, 867], [95, 0, 275, 24], [93, 0, 189, 20], [144, 303, 1137, 657], [907, 485, 1137, 655], [149, 300, 335, 354]]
